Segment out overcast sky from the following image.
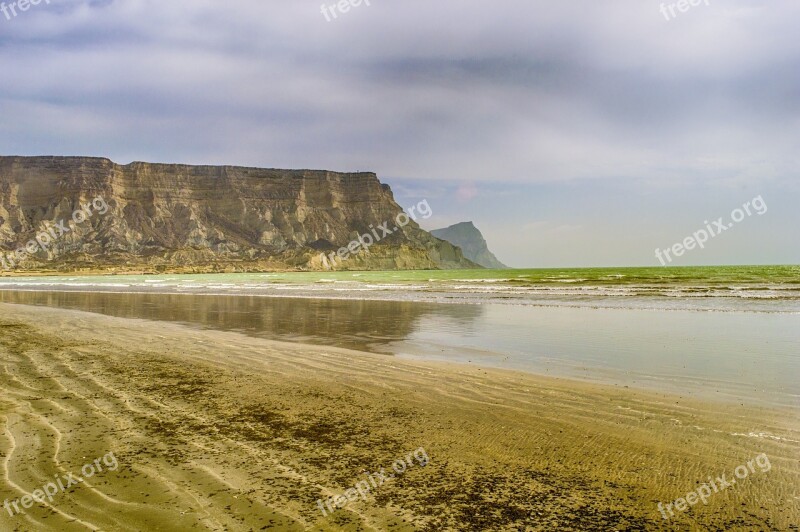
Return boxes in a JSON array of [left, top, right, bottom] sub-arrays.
[[1, 0, 798, 267]]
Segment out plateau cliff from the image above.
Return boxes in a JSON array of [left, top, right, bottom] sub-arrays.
[[0, 156, 477, 273]]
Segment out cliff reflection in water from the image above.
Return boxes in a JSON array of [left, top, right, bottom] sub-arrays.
[[0, 290, 484, 354]]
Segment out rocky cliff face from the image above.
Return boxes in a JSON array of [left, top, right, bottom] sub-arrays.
[[431, 222, 508, 269], [0, 156, 478, 273]]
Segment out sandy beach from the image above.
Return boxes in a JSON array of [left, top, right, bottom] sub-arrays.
[[0, 302, 798, 530]]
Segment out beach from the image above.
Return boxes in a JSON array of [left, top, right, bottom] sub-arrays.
[[5, 1, 799, 529], [0, 301, 798, 530]]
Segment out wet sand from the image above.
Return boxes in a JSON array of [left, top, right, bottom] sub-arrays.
[[1, 289, 797, 409], [0, 303, 798, 530]]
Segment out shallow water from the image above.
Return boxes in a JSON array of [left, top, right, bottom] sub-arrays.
[[0, 288, 796, 408], [1, 265, 798, 312]]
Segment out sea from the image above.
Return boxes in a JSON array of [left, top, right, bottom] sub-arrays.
[[0, 265, 797, 408]]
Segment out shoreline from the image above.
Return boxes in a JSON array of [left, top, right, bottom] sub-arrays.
[[0, 290, 797, 411], [0, 303, 798, 530], [2, 267, 799, 317], [1, 286, 799, 318]]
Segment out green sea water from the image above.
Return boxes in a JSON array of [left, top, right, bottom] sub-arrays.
[[258, 264, 800, 287], [1, 265, 797, 312]]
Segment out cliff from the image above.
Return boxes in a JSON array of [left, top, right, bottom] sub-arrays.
[[431, 222, 508, 269], [0, 156, 478, 273]]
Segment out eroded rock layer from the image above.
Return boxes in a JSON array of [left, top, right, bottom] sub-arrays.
[[0, 156, 476, 273]]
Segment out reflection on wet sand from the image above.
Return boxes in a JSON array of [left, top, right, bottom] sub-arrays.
[[1, 303, 797, 530], [0, 290, 484, 353]]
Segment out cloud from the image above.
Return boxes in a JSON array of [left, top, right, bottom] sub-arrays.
[[0, 0, 797, 186], [455, 183, 478, 202], [2, 0, 798, 265]]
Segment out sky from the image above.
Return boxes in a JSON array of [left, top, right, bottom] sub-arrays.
[[1, 0, 798, 267]]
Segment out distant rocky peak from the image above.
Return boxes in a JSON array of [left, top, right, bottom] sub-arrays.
[[430, 222, 508, 269]]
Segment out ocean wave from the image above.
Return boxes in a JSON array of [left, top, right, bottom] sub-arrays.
[[2, 267, 799, 313]]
